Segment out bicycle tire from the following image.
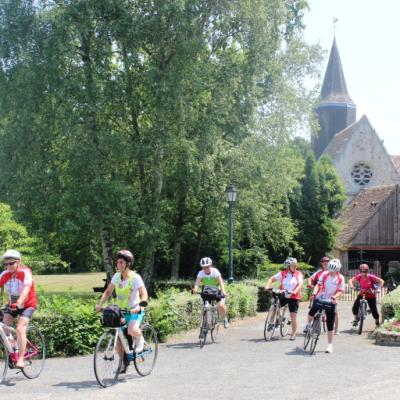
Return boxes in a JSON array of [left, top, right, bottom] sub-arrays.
[[94, 330, 122, 387], [279, 305, 290, 337], [0, 338, 8, 384], [309, 316, 321, 355], [21, 325, 46, 379], [322, 315, 327, 333], [210, 309, 220, 342], [303, 324, 312, 350], [134, 324, 158, 376], [199, 309, 208, 348], [264, 305, 277, 341], [358, 302, 367, 335]]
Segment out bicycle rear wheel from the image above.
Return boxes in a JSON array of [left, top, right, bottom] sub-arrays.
[[134, 324, 158, 376], [358, 302, 367, 335], [199, 310, 208, 348], [0, 338, 8, 384], [21, 325, 46, 379], [309, 317, 321, 355], [94, 330, 122, 387], [279, 306, 291, 337], [264, 305, 277, 341], [303, 324, 312, 350]]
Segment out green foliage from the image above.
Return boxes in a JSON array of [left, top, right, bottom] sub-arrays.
[[381, 286, 400, 321], [226, 283, 258, 319], [0, 203, 65, 273]]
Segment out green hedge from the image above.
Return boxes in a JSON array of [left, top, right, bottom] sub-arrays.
[[381, 286, 400, 321], [31, 282, 260, 356]]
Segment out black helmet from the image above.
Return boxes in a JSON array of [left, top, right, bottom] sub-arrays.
[[116, 249, 134, 264]]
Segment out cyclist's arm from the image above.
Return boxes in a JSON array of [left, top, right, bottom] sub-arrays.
[[15, 284, 31, 308], [348, 276, 356, 289], [217, 275, 226, 296], [375, 277, 384, 288], [307, 277, 314, 287], [96, 282, 115, 311], [331, 289, 344, 301], [265, 276, 276, 290], [193, 277, 202, 293]]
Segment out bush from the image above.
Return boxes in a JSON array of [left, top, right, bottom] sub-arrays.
[[381, 286, 400, 321]]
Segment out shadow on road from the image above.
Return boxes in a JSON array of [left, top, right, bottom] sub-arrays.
[[166, 342, 200, 350], [285, 347, 325, 357], [52, 380, 102, 390]]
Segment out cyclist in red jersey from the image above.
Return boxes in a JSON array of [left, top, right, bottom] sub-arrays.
[[0, 249, 38, 368], [349, 263, 384, 328]]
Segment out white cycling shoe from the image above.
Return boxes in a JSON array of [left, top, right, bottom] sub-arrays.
[[325, 344, 333, 353]]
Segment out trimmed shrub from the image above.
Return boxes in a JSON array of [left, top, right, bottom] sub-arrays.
[[381, 286, 400, 321]]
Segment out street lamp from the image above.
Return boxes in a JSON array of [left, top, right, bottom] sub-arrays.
[[225, 184, 237, 284]]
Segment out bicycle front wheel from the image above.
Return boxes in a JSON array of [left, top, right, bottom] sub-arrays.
[[280, 306, 290, 337], [210, 310, 220, 343], [199, 310, 208, 348], [0, 338, 8, 384], [134, 324, 158, 376], [21, 325, 46, 379], [264, 306, 277, 341], [309, 317, 321, 355], [358, 302, 367, 335], [94, 330, 122, 387]]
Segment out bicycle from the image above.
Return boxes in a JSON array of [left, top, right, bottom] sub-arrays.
[[352, 288, 376, 335], [303, 299, 335, 355], [264, 288, 292, 341], [308, 295, 326, 333], [93, 301, 158, 388], [197, 292, 224, 348], [0, 306, 46, 384]]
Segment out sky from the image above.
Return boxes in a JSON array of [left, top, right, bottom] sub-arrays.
[[302, 0, 400, 155]]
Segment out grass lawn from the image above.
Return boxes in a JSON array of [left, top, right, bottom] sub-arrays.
[[34, 272, 106, 294]]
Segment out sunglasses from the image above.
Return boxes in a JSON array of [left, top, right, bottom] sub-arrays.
[[3, 261, 17, 267]]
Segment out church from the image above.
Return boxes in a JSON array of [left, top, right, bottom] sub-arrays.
[[313, 38, 400, 275]]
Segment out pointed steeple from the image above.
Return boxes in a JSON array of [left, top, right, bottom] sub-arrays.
[[313, 38, 357, 158], [320, 38, 355, 105]]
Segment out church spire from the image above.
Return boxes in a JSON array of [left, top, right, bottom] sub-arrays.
[[313, 38, 357, 158], [320, 38, 355, 105]]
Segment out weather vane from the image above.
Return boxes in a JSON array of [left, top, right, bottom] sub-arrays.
[[333, 17, 338, 37]]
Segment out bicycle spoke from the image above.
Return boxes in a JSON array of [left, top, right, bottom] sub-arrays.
[[0, 338, 8, 384], [21, 325, 45, 379], [134, 324, 158, 376], [264, 306, 277, 341]]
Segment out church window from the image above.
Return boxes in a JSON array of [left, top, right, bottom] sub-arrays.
[[351, 163, 373, 186]]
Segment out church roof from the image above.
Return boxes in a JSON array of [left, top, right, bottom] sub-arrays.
[[335, 184, 397, 249], [391, 155, 400, 174], [319, 38, 355, 106], [322, 115, 368, 159]]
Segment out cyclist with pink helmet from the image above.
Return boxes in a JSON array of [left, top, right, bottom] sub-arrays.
[[349, 263, 384, 328], [265, 257, 303, 340], [306, 258, 344, 353], [193, 257, 228, 328], [96, 249, 148, 373]]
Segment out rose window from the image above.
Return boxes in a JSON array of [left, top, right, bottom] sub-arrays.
[[351, 163, 373, 186]]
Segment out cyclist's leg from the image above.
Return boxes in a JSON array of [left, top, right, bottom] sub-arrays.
[[352, 296, 361, 322], [367, 297, 380, 325], [217, 297, 228, 327], [288, 300, 299, 338], [15, 314, 31, 368], [334, 307, 339, 334], [307, 301, 319, 328], [325, 305, 336, 352], [127, 312, 145, 352]]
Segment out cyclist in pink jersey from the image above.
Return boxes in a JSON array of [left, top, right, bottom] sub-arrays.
[[265, 257, 303, 341], [0, 249, 38, 369], [306, 259, 344, 353], [348, 264, 384, 328], [307, 256, 340, 334]]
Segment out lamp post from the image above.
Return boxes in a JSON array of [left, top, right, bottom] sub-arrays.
[[225, 184, 237, 284]]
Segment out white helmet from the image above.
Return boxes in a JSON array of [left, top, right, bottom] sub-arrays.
[[199, 257, 213, 268], [284, 257, 297, 267], [2, 249, 21, 260], [328, 258, 341, 272]]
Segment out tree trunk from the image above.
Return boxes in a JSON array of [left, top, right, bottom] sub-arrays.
[[100, 227, 114, 282], [170, 192, 186, 280]]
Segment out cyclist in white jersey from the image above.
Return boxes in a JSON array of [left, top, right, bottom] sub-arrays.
[[193, 257, 228, 328]]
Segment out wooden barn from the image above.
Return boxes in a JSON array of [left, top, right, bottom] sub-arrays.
[[333, 184, 400, 276]]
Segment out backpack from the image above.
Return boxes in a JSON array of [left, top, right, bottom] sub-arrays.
[[102, 304, 124, 327], [201, 285, 221, 302]]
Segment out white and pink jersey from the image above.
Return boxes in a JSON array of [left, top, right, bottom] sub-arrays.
[[0, 265, 38, 308], [316, 271, 345, 302]]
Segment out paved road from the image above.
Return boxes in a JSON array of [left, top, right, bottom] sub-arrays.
[[1, 301, 399, 400]]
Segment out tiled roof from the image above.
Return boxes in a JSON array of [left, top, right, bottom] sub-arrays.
[[391, 155, 400, 174], [320, 38, 355, 105], [335, 185, 397, 249]]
